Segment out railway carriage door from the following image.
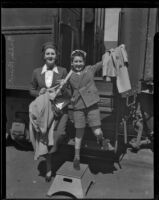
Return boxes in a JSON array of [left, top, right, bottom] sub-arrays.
[[59, 24, 73, 71]]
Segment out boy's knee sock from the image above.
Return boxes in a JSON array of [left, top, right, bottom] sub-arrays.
[[74, 147, 80, 160], [93, 128, 103, 142], [74, 137, 82, 160], [74, 128, 85, 160], [92, 127, 103, 137]]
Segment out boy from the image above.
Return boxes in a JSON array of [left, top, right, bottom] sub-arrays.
[[68, 50, 114, 170]]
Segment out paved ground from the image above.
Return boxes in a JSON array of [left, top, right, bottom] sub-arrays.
[[6, 139, 154, 199]]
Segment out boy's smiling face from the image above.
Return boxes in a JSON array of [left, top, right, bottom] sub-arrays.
[[72, 56, 85, 72]]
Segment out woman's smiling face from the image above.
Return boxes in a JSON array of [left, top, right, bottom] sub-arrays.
[[44, 48, 56, 66], [72, 56, 85, 72]]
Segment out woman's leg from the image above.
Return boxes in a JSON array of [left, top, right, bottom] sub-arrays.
[[46, 153, 52, 175], [49, 113, 68, 154], [53, 113, 68, 151], [45, 113, 68, 181], [73, 128, 85, 170], [45, 152, 52, 182]]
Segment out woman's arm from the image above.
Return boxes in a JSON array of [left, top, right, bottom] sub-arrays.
[[29, 70, 40, 97]]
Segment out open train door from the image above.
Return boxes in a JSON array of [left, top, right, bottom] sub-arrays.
[[58, 23, 73, 71]]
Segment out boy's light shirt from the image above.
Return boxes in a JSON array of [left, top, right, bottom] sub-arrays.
[[76, 72, 82, 75], [56, 102, 64, 109]]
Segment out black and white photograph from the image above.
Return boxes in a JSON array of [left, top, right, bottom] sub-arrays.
[[2, 5, 158, 199]]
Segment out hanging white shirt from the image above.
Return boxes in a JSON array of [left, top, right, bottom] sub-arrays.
[[41, 64, 59, 88]]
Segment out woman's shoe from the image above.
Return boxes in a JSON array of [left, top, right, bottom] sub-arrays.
[[73, 158, 80, 170], [45, 175, 52, 182], [45, 171, 52, 182], [97, 135, 105, 149]]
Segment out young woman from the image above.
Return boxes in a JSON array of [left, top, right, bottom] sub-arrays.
[[29, 42, 70, 181], [68, 50, 114, 170]]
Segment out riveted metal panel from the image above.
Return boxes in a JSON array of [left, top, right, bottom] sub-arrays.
[[5, 33, 52, 90], [120, 8, 151, 93], [2, 8, 58, 28]]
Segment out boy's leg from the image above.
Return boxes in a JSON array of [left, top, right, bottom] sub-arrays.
[[91, 126, 104, 147], [73, 110, 86, 170], [92, 127, 115, 151], [87, 107, 104, 147], [74, 128, 85, 170], [87, 106, 115, 151]]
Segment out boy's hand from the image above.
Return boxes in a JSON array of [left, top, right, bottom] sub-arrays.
[[56, 79, 65, 86]]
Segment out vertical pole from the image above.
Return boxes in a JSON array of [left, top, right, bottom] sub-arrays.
[[142, 8, 150, 81], [114, 93, 120, 153], [81, 8, 85, 49], [114, 9, 123, 153], [123, 118, 127, 144], [58, 8, 62, 66], [93, 8, 97, 64]]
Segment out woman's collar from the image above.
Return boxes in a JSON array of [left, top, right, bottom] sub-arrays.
[[41, 64, 59, 74]]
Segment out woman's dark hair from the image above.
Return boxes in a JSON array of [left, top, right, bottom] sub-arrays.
[[42, 42, 57, 53]]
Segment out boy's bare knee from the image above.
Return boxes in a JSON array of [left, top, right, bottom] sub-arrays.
[[92, 127, 103, 136]]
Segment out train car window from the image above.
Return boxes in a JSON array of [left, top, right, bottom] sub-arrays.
[[5, 33, 52, 90]]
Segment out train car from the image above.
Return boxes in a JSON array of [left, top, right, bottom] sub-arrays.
[[2, 8, 82, 139], [3, 8, 157, 161]]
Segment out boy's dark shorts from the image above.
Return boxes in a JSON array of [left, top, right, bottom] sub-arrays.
[[73, 104, 101, 128]]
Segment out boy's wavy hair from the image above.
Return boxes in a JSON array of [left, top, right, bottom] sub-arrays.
[[71, 50, 87, 62]]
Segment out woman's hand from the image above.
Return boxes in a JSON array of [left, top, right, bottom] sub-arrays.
[[39, 88, 47, 96], [49, 91, 56, 100]]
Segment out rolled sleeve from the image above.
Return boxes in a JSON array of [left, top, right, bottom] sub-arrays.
[[91, 61, 103, 74]]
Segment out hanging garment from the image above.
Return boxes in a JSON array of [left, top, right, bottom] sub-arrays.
[[102, 50, 117, 78], [102, 44, 131, 93], [29, 92, 56, 160], [114, 45, 131, 93]]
